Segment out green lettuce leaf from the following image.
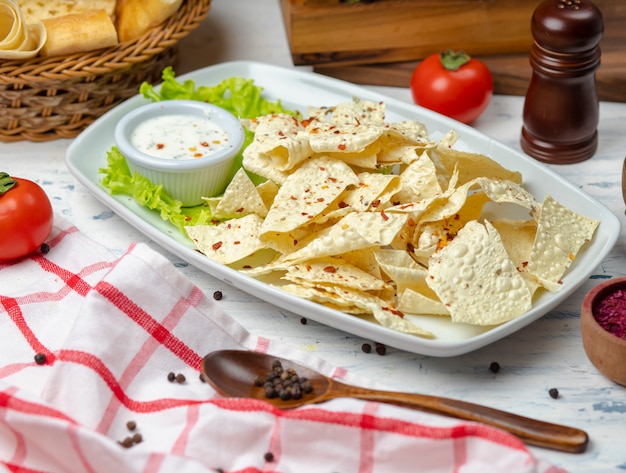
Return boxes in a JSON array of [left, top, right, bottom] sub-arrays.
[[100, 147, 216, 233], [99, 67, 297, 234]]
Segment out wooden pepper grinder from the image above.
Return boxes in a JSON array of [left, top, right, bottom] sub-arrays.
[[520, 0, 604, 164]]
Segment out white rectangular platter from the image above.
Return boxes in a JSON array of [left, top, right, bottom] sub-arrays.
[[65, 61, 620, 357]]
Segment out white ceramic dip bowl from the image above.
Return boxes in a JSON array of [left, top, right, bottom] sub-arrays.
[[114, 100, 244, 207]]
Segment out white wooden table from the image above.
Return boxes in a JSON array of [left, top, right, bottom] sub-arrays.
[[2, 1, 625, 471]]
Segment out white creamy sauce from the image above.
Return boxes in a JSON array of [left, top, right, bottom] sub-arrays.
[[131, 114, 230, 160]]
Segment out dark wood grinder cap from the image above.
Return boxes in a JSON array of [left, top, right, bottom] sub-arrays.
[[532, 0, 604, 55]]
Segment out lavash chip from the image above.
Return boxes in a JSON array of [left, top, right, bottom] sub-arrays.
[[308, 121, 385, 154], [186, 95, 600, 340], [527, 195, 599, 291], [185, 214, 265, 265], [242, 113, 312, 172], [283, 257, 393, 295], [260, 155, 359, 236], [427, 220, 533, 326], [203, 168, 270, 220]]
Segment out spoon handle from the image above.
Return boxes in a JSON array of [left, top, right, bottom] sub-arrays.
[[331, 382, 588, 453]]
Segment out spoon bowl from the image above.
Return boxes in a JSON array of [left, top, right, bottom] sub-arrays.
[[202, 349, 588, 453]]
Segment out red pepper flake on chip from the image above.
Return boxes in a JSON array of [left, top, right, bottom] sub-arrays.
[[184, 96, 600, 339]]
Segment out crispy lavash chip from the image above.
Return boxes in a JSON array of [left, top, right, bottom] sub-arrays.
[[419, 177, 537, 225], [427, 220, 533, 326], [384, 121, 430, 144], [307, 121, 384, 154], [346, 172, 401, 211], [204, 168, 269, 219], [280, 210, 409, 264], [279, 284, 371, 314], [376, 143, 419, 166], [412, 191, 492, 258], [256, 180, 279, 209], [527, 195, 599, 291], [309, 97, 386, 126], [397, 288, 450, 316], [244, 113, 312, 172], [490, 218, 543, 296], [185, 214, 266, 265], [334, 247, 382, 279], [324, 141, 381, 169], [260, 156, 359, 235], [316, 172, 401, 223], [489, 219, 538, 268], [434, 143, 522, 186], [393, 151, 443, 203], [282, 279, 433, 337], [283, 257, 392, 294], [369, 305, 435, 338], [242, 140, 292, 185]]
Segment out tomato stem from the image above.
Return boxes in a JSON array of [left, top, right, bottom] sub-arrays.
[[439, 50, 471, 71], [0, 172, 18, 195]]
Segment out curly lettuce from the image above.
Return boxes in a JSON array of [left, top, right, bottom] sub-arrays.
[[99, 67, 296, 233]]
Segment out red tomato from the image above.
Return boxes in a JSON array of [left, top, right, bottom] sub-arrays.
[[0, 173, 53, 261], [410, 50, 493, 124]]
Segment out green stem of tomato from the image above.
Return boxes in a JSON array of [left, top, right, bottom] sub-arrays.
[[439, 50, 471, 71], [0, 172, 17, 195]]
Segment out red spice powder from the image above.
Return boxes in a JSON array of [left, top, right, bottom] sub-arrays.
[[593, 288, 626, 340]]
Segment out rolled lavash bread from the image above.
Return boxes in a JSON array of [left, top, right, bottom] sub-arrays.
[[17, 0, 117, 23], [115, 0, 183, 43], [40, 9, 118, 57], [0, 0, 46, 59]]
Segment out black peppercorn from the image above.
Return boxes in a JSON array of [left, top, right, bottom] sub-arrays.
[[300, 317, 307, 324], [213, 290, 223, 300], [361, 343, 372, 353], [489, 362, 500, 373], [175, 373, 186, 384], [549, 388, 559, 399], [258, 359, 314, 402], [34, 353, 47, 365], [167, 372, 176, 382], [119, 437, 134, 448], [126, 421, 136, 431], [375, 343, 386, 356], [264, 452, 274, 462], [40, 243, 50, 254]]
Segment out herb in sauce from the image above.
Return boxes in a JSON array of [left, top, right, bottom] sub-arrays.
[[131, 114, 230, 160]]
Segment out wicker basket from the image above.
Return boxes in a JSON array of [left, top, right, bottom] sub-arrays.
[[0, 0, 212, 142]]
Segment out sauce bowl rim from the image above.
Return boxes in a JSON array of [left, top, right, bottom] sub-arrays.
[[114, 100, 245, 172]]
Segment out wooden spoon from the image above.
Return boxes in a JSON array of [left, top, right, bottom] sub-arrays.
[[202, 349, 588, 453]]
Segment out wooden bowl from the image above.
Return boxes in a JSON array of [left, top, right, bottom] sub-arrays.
[[580, 276, 626, 386]]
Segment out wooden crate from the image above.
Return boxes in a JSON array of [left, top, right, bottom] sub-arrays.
[[280, 0, 537, 66], [282, 0, 626, 102]]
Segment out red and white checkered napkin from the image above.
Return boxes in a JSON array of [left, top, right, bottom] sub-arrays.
[[0, 216, 566, 473]]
